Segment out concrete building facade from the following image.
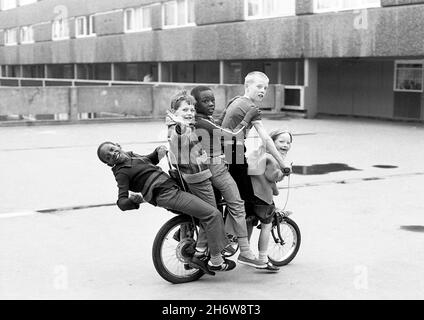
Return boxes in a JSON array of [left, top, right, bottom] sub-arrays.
[[1, 0, 424, 121]]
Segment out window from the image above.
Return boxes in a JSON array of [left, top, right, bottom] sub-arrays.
[[394, 61, 423, 93], [20, 25, 34, 43], [18, 0, 37, 6], [124, 6, 152, 32], [245, 0, 295, 19], [52, 18, 69, 40], [163, 0, 195, 28], [4, 28, 18, 45], [75, 15, 96, 37], [1, 0, 17, 10], [314, 0, 380, 13]]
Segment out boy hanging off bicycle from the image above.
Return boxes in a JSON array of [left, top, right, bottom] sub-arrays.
[[97, 141, 237, 274]]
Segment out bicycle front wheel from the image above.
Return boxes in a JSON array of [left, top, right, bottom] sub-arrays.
[[152, 215, 204, 284], [268, 217, 301, 267]]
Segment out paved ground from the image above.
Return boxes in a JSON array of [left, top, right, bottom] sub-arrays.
[[1, 117, 424, 300]]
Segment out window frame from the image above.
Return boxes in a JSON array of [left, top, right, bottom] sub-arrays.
[[1, 0, 17, 10], [244, 0, 296, 20], [75, 15, 96, 38], [162, 0, 196, 29], [20, 25, 34, 44], [18, 0, 36, 6], [393, 60, 424, 93], [4, 27, 18, 46], [124, 5, 153, 33], [52, 18, 70, 41], [313, 0, 380, 13]]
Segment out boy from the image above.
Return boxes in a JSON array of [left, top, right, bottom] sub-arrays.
[[219, 71, 291, 233], [190, 85, 266, 268], [97, 141, 236, 273]]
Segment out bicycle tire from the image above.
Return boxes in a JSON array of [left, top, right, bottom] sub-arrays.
[[268, 217, 301, 267], [152, 215, 204, 284]]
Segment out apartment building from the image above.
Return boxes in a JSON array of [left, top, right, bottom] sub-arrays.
[[1, 0, 424, 121]]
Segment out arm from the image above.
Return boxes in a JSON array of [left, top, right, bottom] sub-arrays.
[[264, 156, 285, 183], [115, 172, 140, 211], [271, 183, 279, 196], [143, 145, 168, 165], [253, 121, 288, 170], [198, 107, 261, 139]]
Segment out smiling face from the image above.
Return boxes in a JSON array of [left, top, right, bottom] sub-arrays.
[[98, 142, 129, 167], [245, 75, 269, 103], [273, 133, 292, 156], [196, 90, 215, 116], [174, 100, 196, 124]]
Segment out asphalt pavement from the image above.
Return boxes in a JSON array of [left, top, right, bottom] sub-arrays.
[[1, 117, 424, 300]]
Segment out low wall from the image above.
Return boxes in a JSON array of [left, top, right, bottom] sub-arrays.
[[0, 83, 288, 124]]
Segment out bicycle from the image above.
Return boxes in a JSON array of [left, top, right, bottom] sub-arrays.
[[151, 153, 301, 284]]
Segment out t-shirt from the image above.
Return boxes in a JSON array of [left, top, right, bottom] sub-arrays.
[[221, 96, 262, 139]]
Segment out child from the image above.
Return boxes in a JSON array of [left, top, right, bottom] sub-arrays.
[[96, 142, 236, 274], [166, 90, 239, 271], [219, 71, 291, 238], [248, 129, 293, 271], [190, 85, 267, 268]]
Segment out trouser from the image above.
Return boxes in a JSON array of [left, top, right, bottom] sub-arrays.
[[228, 157, 257, 241], [209, 161, 248, 239], [186, 179, 217, 249], [155, 185, 228, 256]]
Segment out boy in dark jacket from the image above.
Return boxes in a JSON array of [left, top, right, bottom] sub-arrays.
[[97, 141, 236, 272]]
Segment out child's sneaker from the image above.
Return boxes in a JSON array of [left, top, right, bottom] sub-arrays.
[[256, 261, 280, 272], [207, 259, 236, 272], [222, 243, 238, 256], [237, 254, 267, 268]]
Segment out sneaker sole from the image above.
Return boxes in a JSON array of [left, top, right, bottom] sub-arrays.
[[237, 259, 267, 269]]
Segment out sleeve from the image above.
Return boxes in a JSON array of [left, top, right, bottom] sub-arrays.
[[197, 118, 245, 140], [143, 148, 160, 165], [115, 173, 140, 211], [264, 156, 285, 183]]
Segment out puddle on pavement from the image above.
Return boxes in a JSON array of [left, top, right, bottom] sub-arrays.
[[400, 226, 424, 233], [292, 163, 361, 175], [373, 165, 398, 169]]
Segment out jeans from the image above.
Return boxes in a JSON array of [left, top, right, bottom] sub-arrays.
[[210, 161, 248, 239], [155, 185, 228, 256], [186, 179, 217, 249]]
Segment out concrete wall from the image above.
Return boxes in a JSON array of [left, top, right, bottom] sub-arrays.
[[0, 83, 285, 121], [4, 3, 424, 65], [0, 87, 70, 115]]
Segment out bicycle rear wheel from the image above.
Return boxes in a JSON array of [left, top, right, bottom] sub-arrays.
[[152, 215, 204, 284], [267, 217, 301, 267]]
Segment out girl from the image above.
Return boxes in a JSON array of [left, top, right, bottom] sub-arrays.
[[248, 129, 293, 271]]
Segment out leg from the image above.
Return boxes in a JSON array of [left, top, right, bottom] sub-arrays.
[[187, 180, 217, 253], [258, 223, 272, 263], [156, 186, 227, 257], [210, 163, 247, 239]]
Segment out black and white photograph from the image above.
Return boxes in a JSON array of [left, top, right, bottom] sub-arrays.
[[1, 0, 424, 311]]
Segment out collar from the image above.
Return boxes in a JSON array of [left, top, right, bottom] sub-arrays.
[[195, 113, 215, 122], [112, 151, 136, 172]]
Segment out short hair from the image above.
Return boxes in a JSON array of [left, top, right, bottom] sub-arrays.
[[190, 86, 213, 102], [169, 90, 196, 112], [97, 141, 116, 164], [245, 71, 269, 86], [269, 129, 293, 143]]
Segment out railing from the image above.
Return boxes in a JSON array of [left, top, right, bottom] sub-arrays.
[[0, 76, 148, 87], [0, 78, 306, 125]]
